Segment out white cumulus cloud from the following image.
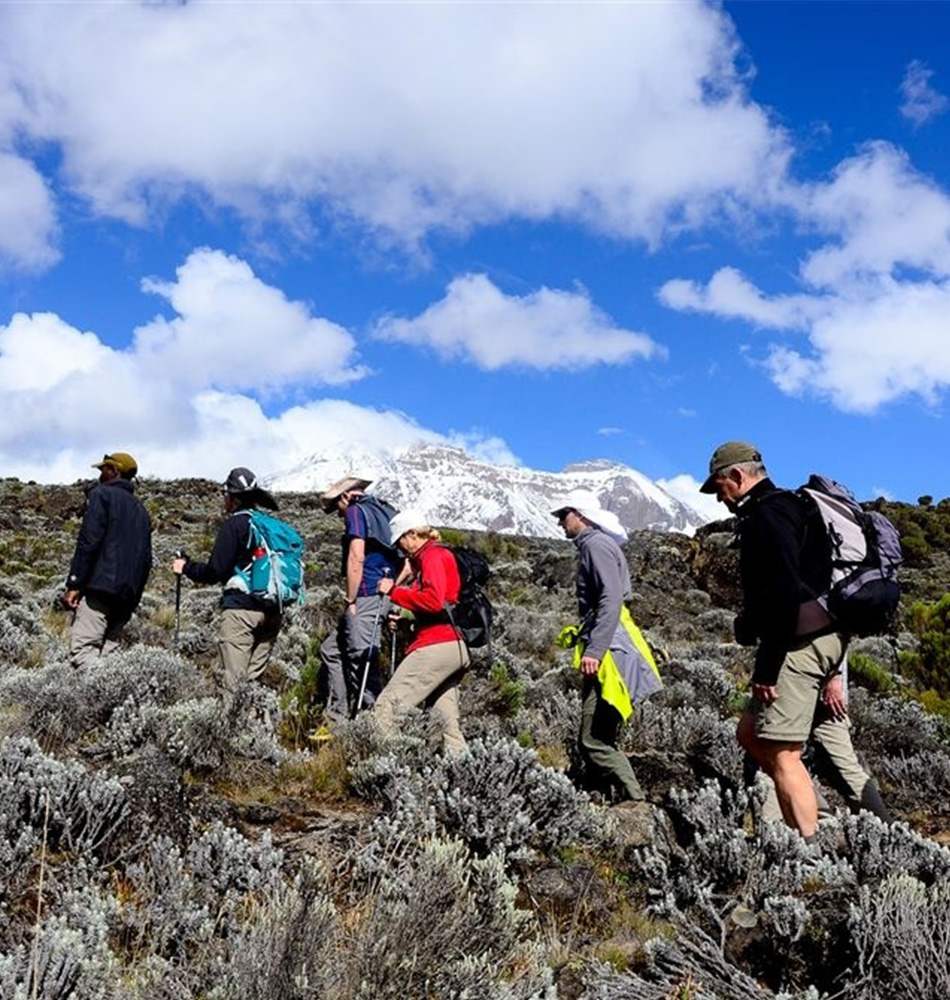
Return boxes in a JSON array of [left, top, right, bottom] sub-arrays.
[[0, 250, 521, 482], [374, 273, 662, 371], [0, 2, 789, 255], [0, 152, 58, 271], [659, 266, 820, 330], [899, 60, 949, 128], [656, 473, 723, 524], [764, 280, 950, 413], [136, 248, 365, 391], [0, 248, 379, 477], [802, 144, 950, 289], [660, 143, 950, 413]]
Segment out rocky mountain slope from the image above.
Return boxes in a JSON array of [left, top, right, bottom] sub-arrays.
[[2, 477, 950, 999], [266, 442, 709, 536]]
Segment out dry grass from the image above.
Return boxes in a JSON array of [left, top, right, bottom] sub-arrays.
[[278, 743, 352, 802], [42, 606, 71, 641], [536, 743, 570, 771], [150, 604, 177, 631]]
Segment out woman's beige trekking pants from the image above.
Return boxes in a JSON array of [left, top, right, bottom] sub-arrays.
[[374, 641, 469, 752]]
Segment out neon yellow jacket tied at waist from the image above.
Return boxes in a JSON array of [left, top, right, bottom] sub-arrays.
[[556, 606, 662, 721]]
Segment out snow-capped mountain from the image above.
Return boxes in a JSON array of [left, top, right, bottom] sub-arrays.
[[265, 443, 710, 537]]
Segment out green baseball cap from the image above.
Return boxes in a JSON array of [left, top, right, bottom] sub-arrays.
[[700, 441, 761, 493]]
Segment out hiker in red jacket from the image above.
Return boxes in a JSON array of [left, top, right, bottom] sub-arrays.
[[374, 509, 469, 752]]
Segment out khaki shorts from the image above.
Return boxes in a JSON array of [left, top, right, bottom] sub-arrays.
[[753, 632, 846, 743]]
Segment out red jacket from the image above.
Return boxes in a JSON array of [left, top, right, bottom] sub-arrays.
[[390, 541, 461, 652]]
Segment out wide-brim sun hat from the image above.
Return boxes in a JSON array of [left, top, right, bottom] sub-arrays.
[[550, 488, 627, 543], [319, 475, 373, 512], [699, 441, 762, 494], [389, 508, 429, 544], [224, 466, 278, 510]]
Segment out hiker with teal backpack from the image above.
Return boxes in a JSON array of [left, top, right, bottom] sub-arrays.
[[173, 467, 304, 715]]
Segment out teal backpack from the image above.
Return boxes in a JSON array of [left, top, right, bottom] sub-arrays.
[[235, 510, 306, 609]]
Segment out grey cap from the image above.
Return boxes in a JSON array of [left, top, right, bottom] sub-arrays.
[[225, 467, 258, 493], [224, 467, 278, 510], [699, 441, 762, 494]]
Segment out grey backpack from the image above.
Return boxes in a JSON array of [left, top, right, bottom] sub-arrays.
[[798, 475, 902, 636]]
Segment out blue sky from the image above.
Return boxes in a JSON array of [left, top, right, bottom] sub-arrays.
[[1, 1, 948, 511]]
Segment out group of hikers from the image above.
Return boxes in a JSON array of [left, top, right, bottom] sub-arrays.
[[61, 443, 900, 838]]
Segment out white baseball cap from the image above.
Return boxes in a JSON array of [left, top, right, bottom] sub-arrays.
[[389, 508, 430, 543]]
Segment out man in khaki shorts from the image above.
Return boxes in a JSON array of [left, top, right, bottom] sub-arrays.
[[700, 441, 858, 840], [757, 657, 891, 825]]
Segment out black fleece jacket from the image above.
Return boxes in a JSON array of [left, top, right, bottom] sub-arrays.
[[735, 478, 831, 686], [183, 508, 272, 611], [66, 479, 152, 608]]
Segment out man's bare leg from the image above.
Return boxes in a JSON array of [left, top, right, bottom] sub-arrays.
[[738, 713, 818, 837]]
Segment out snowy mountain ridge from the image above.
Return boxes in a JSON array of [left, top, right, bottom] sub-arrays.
[[266, 442, 711, 538]]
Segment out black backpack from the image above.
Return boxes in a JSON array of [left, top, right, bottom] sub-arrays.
[[443, 545, 493, 650], [797, 475, 902, 636]]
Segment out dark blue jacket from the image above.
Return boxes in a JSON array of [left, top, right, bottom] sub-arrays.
[[66, 479, 153, 608]]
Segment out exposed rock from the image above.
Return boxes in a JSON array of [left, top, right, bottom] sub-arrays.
[[609, 799, 656, 851]]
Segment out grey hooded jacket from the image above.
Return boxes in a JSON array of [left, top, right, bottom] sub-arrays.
[[574, 527, 632, 663]]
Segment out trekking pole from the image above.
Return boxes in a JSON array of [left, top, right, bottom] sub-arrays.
[[354, 572, 390, 718], [174, 549, 183, 648], [390, 629, 398, 679]]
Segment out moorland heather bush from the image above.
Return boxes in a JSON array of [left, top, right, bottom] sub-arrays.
[[352, 734, 598, 861], [846, 872, 950, 1000], [351, 836, 554, 1000], [0, 737, 127, 867], [0, 646, 205, 747], [206, 862, 341, 1000], [0, 881, 117, 1000]]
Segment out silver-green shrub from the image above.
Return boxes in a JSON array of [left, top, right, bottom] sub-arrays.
[[839, 811, 950, 884], [352, 837, 553, 1000], [0, 869, 117, 1000], [353, 736, 599, 861], [624, 702, 742, 784], [429, 737, 599, 859], [0, 645, 205, 747], [0, 594, 52, 666], [846, 872, 950, 999], [206, 862, 340, 1000], [121, 822, 286, 967], [0, 737, 127, 868]]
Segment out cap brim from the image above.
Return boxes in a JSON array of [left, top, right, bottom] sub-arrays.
[[550, 506, 571, 517], [699, 473, 718, 494]]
